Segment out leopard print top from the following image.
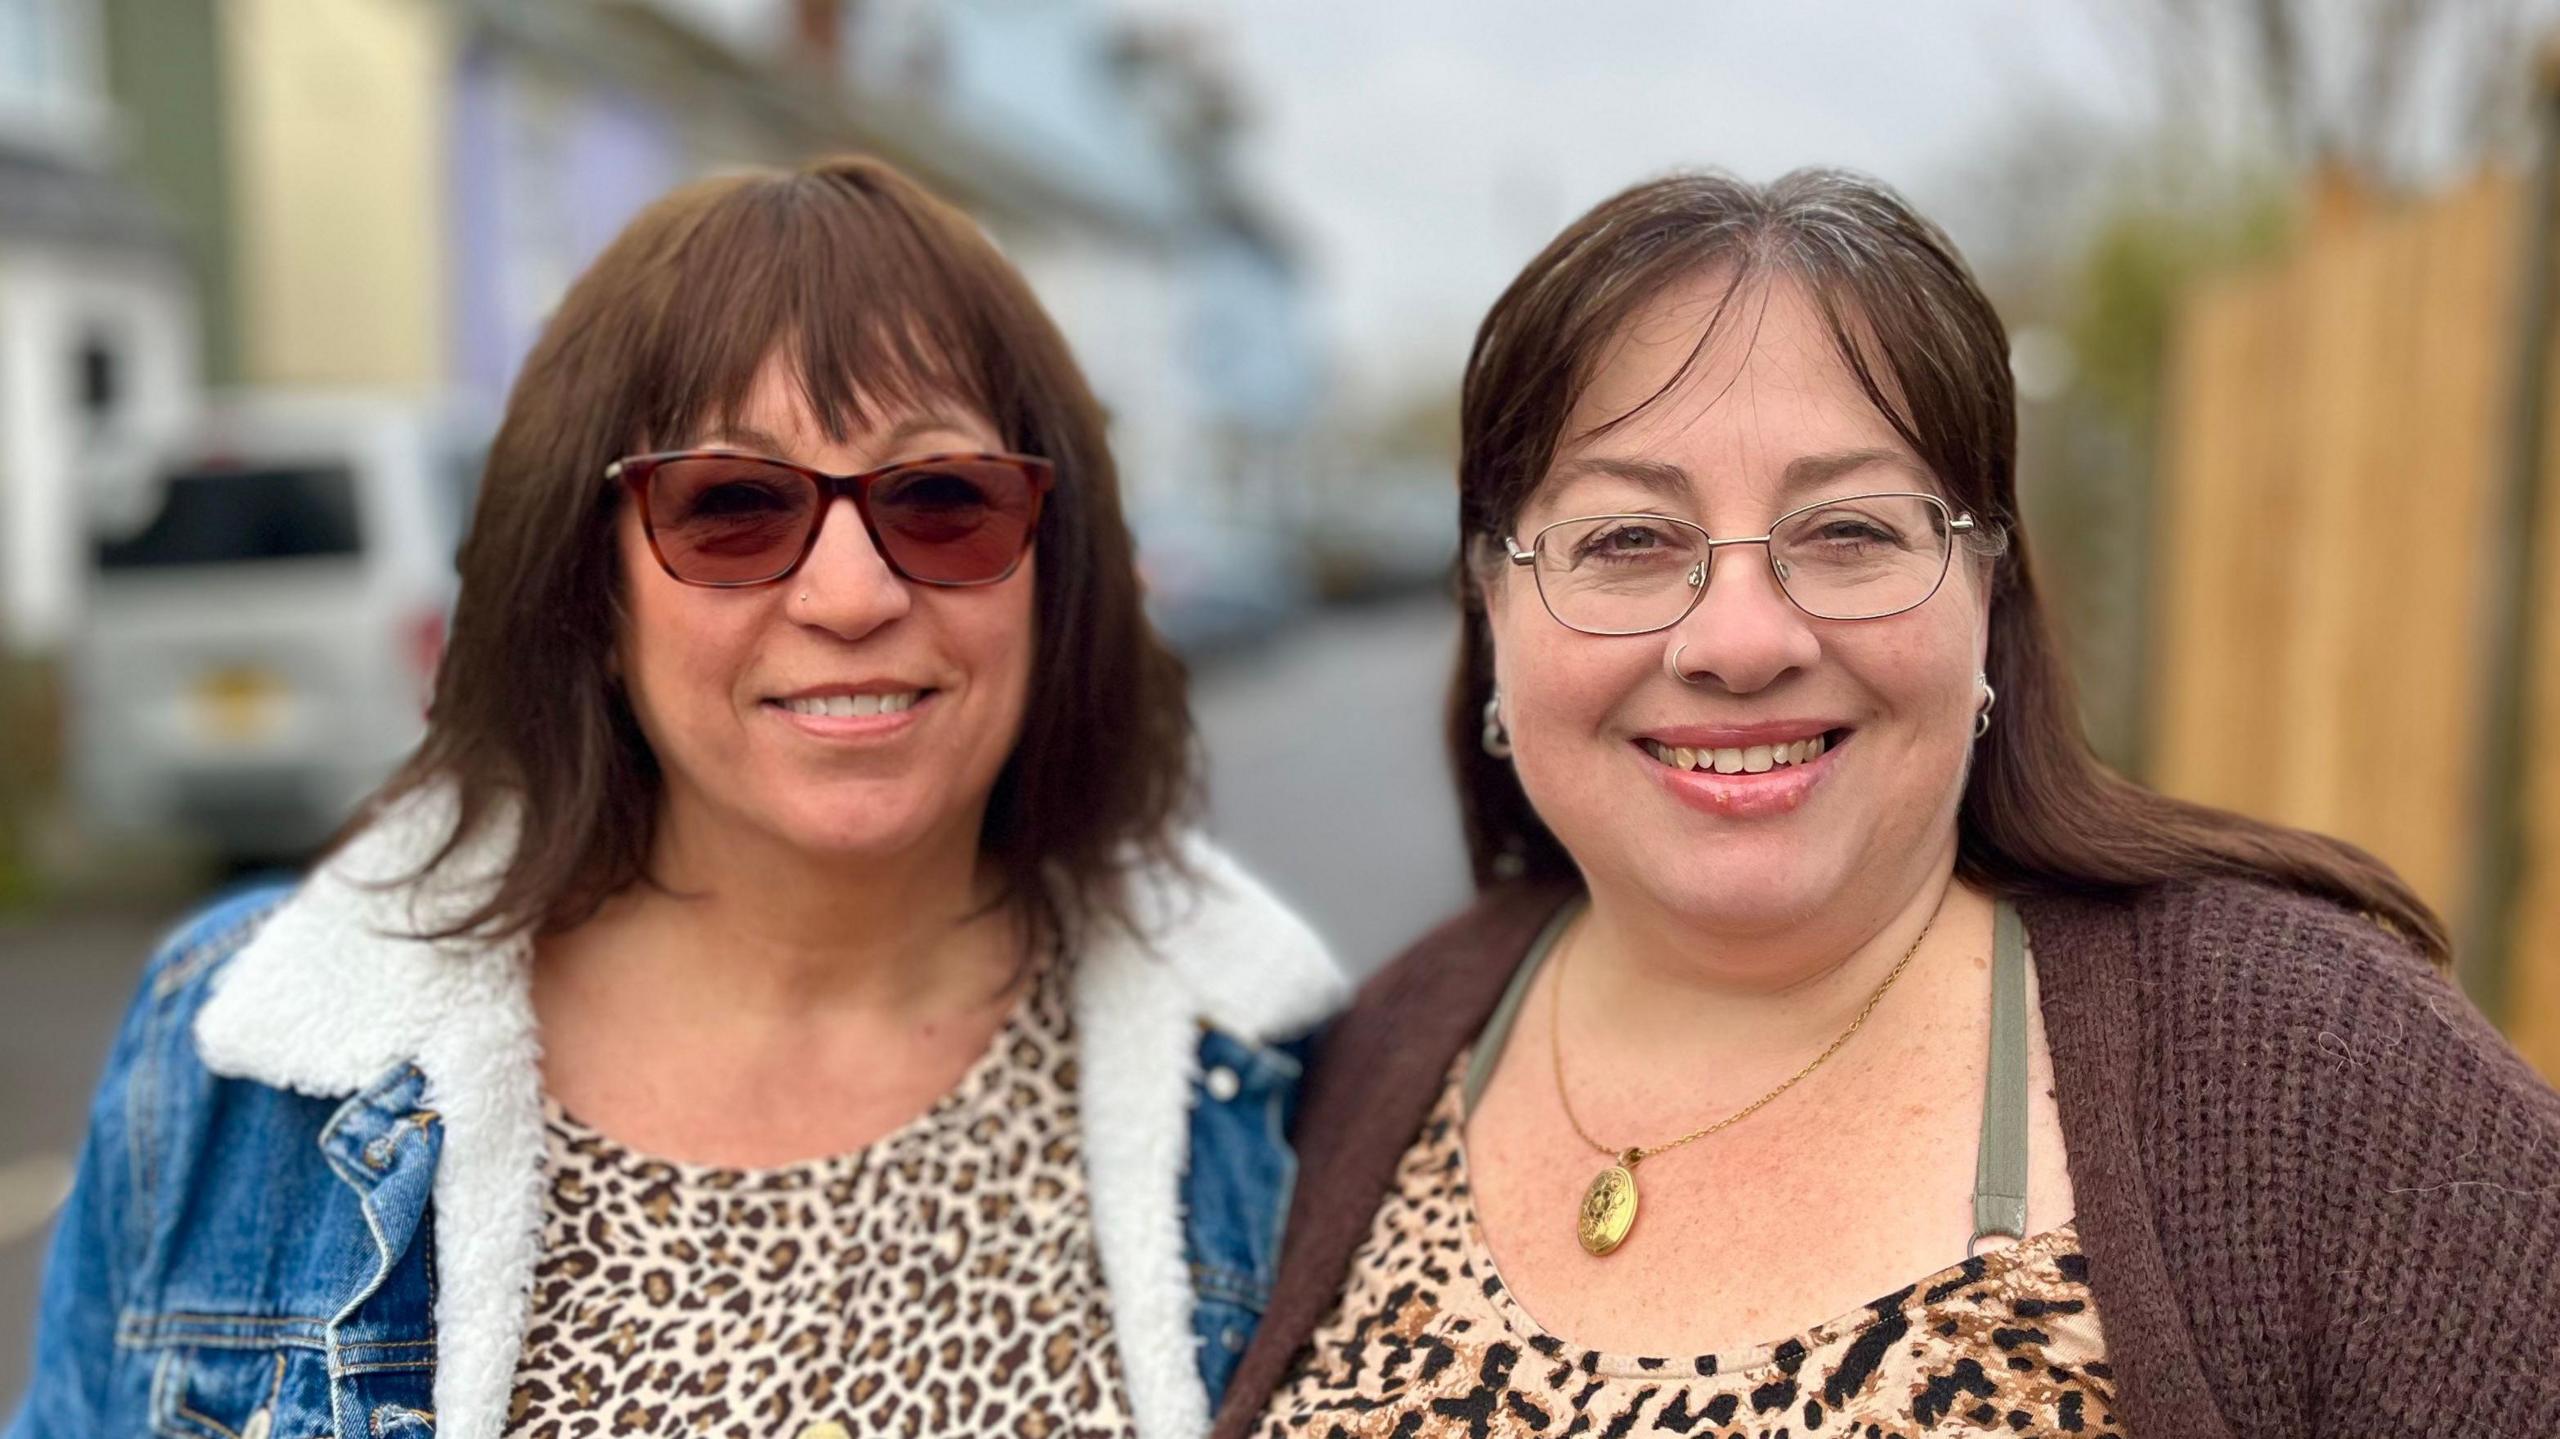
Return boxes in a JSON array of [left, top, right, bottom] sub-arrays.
[[507, 961, 1132, 1439], [1257, 1057, 2123, 1437]]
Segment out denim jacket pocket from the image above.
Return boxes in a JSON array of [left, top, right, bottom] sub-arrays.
[[145, 1339, 329, 1439], [138, 1319, 437, 1439]]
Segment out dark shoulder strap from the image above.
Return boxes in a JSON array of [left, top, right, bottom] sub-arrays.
[[1208, 881, 1578, 1437]]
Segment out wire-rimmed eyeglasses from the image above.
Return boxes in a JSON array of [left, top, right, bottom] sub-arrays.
[[1501, 491, 1975, 636]]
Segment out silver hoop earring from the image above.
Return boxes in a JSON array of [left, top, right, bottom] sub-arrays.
[[1666, 642, 1703, 686], [1481, 693, 1514, 759], [1974, 675, 1996, 739]]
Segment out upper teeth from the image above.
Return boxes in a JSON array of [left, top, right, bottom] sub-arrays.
[[1644, 735, 1828, 773], [781, 692, 920, 718]]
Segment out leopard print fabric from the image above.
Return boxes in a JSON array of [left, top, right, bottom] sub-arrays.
[[507, 962, 1131, 1439], [1258, 1057, 2123, 1437]]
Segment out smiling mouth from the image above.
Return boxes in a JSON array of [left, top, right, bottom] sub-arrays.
[[769, 690, 929, 719], [1638, 728, 1851, 775]]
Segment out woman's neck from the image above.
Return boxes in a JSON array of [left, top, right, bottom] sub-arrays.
[[551, 799, 1024, 1026], [1564, 864, 1982, 1073]]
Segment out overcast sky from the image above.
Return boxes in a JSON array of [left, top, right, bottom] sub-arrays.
[[1110, 1, 2159, 408]]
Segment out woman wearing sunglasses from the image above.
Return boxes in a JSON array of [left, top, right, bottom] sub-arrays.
[[1215, 170, 2560, 1438], [14, 158, 1339, 1439]]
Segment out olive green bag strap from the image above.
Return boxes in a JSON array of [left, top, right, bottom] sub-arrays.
[[1462, 898, 1582, 1116], [1971, 900, 2032, 1250]]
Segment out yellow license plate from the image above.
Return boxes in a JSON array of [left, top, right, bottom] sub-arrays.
[[195, 666, 284, 743]]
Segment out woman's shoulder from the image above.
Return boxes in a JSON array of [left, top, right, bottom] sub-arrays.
[[2023, 870, 2559, 1157], [64, 883, 300, 1195], [2024, 880, 2560, 1426], [2019, 870, 2445, 1020], [1334, 880, 1579, 1042], [86, 884, 299, 1113], [130, 883, 300, 1036], [1091, 832, 1348, 1044]]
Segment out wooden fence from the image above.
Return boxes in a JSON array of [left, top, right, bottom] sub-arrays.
[[2152, 171, 2560, 1074]]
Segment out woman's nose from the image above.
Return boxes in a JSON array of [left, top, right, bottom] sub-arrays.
[[1665, 543, 1820, 692], [788, 497, 911, 638]]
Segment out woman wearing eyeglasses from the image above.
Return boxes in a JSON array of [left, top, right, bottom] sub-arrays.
[[1215, 170, 2560, 1439], [14, 158, 1339, 1439]]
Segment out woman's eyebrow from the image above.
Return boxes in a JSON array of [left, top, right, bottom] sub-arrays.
[[875, 413, 987, 451], [1780, 447, 1924, 494], [692, 414, 982, 460], [1548, 455, 1690, 499], [694, 424, 791, 456]]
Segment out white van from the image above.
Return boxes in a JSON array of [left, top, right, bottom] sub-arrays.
[[72, 392, 486, 863]]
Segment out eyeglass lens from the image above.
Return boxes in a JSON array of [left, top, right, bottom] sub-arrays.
[[1529, 493, 1956, 633], [642, 455, 1043, 586]]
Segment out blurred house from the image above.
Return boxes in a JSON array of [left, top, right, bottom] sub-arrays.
[[838, 0, 1323, 524], [0, 0, 195, 655], [89, 0, 1320, 525]]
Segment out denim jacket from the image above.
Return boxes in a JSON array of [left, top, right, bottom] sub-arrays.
[[9, 795, 1342, 1439]]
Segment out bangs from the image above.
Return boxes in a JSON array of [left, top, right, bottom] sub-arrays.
[[614, 168, 1013, 456], [1572, 261, 1935, 490]]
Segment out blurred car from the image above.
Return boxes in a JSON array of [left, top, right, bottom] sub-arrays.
[[72, 391, 486, 864], [1301, 473, 1456, 602], [1134, 504, 1313, 659]]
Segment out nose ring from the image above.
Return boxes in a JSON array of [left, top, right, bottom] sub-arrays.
[[1666, 642, 1702, 686]]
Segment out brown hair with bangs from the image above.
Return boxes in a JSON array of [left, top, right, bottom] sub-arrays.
[[355, 154, 1192, 944], [1451, 168, 2448, 959]]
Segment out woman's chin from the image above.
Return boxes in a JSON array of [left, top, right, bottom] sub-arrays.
[[777, 811, 948, 861], [694, 791, 953, 867], [1630, 847, 1850, 937]]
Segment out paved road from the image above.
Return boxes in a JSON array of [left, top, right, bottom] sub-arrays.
[[1193, 593, 1474, 974], [0, 592, 1471, 1409]]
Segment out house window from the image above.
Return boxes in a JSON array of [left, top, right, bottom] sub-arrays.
[[77, 329, 120, 424]]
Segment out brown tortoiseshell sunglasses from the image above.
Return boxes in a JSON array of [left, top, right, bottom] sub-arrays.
[[607, 450, 1055, 588]]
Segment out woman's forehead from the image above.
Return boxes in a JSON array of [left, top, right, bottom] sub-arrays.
[[1535, 276, 1929, 517], [686, 352, 999, 453], [1568, 272, 1888, 429]]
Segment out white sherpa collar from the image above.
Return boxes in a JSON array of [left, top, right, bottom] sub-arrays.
[[194, 791, 1343, 1439]]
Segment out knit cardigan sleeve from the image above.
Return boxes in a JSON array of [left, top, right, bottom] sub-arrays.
[[2283, 911, 2560, 1433]]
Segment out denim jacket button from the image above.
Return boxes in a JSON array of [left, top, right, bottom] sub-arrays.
[[1205, 1065, 1241, 1102], [241, 1408, 273, 1439], [1221, 1325, 1247, 1353]]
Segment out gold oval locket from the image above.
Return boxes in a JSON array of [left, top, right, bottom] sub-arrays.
[[1577, 1152, 1640, 1256]]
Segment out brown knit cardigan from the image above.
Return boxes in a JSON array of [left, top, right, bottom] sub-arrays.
[[1211, 876, 2560, 1438]]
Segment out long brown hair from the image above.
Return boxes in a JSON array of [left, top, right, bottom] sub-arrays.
[[1449, 168, 2447, 960], [353, 155, 1194, 945]]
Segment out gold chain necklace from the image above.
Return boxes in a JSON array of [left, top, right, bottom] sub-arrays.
[[1553, 897, 1944, 1257]]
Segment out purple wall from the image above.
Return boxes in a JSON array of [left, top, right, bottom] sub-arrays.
[[448, 39, 680, 411]]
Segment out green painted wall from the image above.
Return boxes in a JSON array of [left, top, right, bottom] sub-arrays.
[[100, 0, 238, 385]]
